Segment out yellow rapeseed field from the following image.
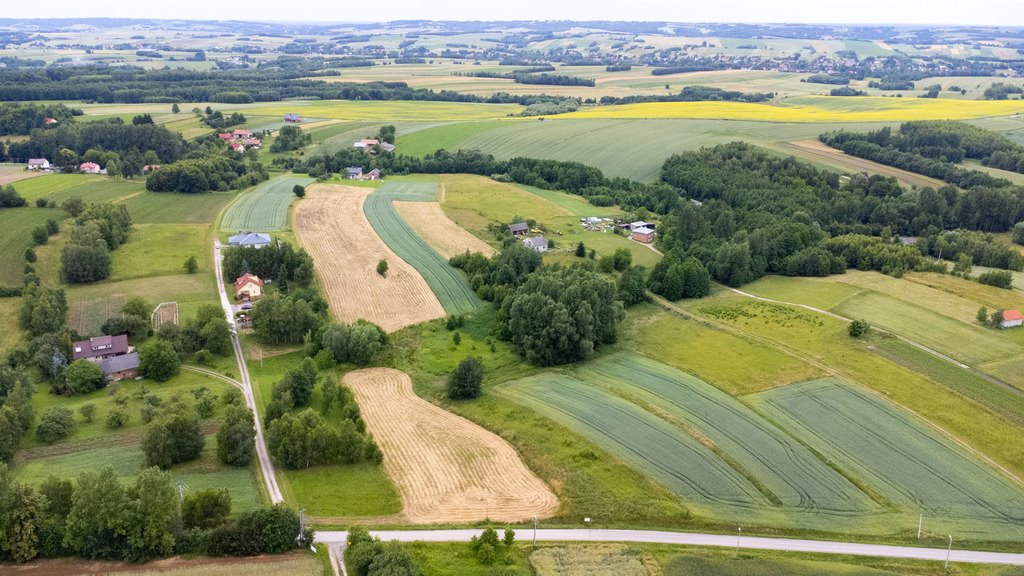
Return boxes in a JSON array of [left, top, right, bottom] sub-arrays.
[[561, 96, 1024, 122], [240, 100, 523, 121]]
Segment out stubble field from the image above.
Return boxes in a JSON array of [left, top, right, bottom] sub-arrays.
[[344, 367, 559, 524], [294, 184, 446, 331]]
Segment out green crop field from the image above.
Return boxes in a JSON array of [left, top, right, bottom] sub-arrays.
[[10, 173, 145, 204], [399, 118, 900, 181], [752, 380, 1024, 539], [364, 180, 480, 315], [0, 204, 66, 286], [512, 353, 1024, 538], [220, 175, 314, 232], [109, 223, 210, 281]]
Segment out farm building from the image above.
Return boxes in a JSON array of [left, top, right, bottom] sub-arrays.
[[27, 158, 49, 170], [353, 139, 395, 153], [346, 166, 364, 179], [509, 222, 529, 236], [230, 143, 245, 153], [366, 168, 381, 180], [523, 236, 549, 252], [631, 227, 655, 244], [228, 231, 272, 248], [232, 129, 253, 138], [240, 138, 262, 149], [99, 352, 140, 382], [142, 164, 160, 173], [79, 162, 101, 173], [284, 113, 303, 123], [1001, 309, 1023, 328], [72, 334, 130, 362], [630, 221, 654, 231], [234, 273, 264, 302], [44, 117, 58, 125], [217, 133, 233, 140]]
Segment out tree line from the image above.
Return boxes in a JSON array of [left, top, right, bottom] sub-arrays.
[[0, 102, 81, 136]]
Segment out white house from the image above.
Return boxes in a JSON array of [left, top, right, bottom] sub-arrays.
[[228, 232, 272, 249], [1001, 309, 1023, 329], [523, 236, 548, 253], [27, 158, 49, 170]]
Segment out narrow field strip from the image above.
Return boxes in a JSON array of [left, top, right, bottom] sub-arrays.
[[344, 368, 558, 524], [364, 181, 481, 315], [394, 200, 496, 258]]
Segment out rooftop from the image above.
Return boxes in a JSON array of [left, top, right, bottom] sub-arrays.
[[99, 351, 140, 375]]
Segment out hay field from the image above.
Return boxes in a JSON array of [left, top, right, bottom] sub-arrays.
[[344, 368, 559, 524], [782, 140, 946, 189], [561, 96, 1024, 122], [294, 184, 445, 332], [0, 163, 41, 185], [394, 198, 495, 258]]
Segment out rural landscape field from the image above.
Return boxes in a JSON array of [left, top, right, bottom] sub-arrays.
[[4, 9, 1024, 576]]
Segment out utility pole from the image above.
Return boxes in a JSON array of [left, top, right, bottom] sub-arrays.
[[532, 516, 538, 549], [297, 508, 306, 542], [736, 527, 742, 556], [917, 514, 922, 539], [584, 517, 591, 539], [945, 535, 953, 570]]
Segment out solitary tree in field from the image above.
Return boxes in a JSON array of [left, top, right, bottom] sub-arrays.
[[171, 103, 180, 114], [977, 307, 989, 325], [376, 259, 388, 277], [848, 319, 871, 338], [447, 356, 483, 400], [184, 255, 198, 274], [293, 185, 306, 198], [575, 242, 586, 257]]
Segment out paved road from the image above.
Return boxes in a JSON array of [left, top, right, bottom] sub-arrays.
[[314, 529, 1024, 566], [212, 240, 283, 504]]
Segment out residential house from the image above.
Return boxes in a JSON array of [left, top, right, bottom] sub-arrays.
[[365, 168, 381, 180], [232, 129, 253, 138], [142, 165, 161, 173], [72, 334, 130, 362], [631, 226, 655, 244], [230, 142, 245, 153], [27, 158, 49, 170], [1001, 309, 1024, 328], [509, 222, 529, 236], [228, 231, 272, 248], [284, 113, 303, 123], [217, 133, 234, 140], [234, 273, 265, 302], [99, 352, 140, 382], [629, 221, 654, 231], [79, 162, 101, 174], [240, 138, 262, 149], [523, 236, 549, 252], [378, 142, 395, 153], [43, 117, 58, 125], [346, 166, 364, 179], [353, 138, 379, 151]]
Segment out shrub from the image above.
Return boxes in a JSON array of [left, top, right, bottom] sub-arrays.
[[848, 319, 871, 337], [978, 270, 1013, 289], [184, 255, 198, 273], [24, 248, 35, 263], [293, 184, 306, 198], [447, 356, 484, 400], [78, 403, 96, 422], [182, 489, 232, 529], [37, 406, 74, 443], [106, 408, 127, 429], [377, 259, 388, 276]]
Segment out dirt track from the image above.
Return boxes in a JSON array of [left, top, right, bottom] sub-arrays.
[[784, 140, 945, 189], [344, 368, 559, 524], [294, 184, 445, 332], [394, 200, 495, 259]]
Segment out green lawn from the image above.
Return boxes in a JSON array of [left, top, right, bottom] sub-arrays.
[[0, 204, 66, 286], [626, 303, 821, 395], [10, 173, 144, 204], [280, 464, 401, 517], [109, 223, 210, 281]]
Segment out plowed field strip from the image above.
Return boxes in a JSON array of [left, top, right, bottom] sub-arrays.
[[344, 368, 558, 524]]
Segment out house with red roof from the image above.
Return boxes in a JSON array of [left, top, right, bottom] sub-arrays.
[[218, 133, 234, 140], [234, 273, 264, 302], [230, 142, 245, 153], [232, 129, 253, 138], [79, 162, 101, 174], [44, 117, 58, 125], [1001, 309, 1023, 328]]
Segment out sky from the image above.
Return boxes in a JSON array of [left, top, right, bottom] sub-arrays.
[[8, 0, 1024, 26]]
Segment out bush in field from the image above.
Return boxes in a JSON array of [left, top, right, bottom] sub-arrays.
[[36, 406, 74, 443], [447, 356, 483, 400], [978, 270, 1013, 289], [377, 259, 388, 277], [848, 319, 871, 337], [142, 408, 204, 469], [181, 489, 232, 529], [78, 403, 96, 423]]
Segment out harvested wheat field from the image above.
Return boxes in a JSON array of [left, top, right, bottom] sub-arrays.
[[0, 164, 41, 185], [345, 368, 559, 524], [394, 200, 495, 259], [294, 184, 445, 332]]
